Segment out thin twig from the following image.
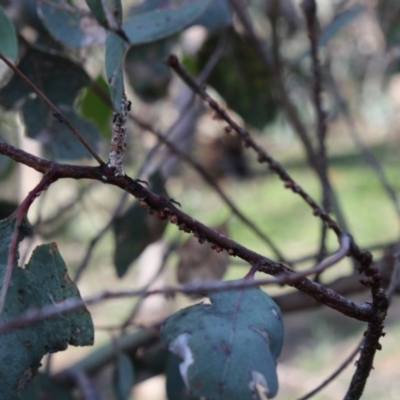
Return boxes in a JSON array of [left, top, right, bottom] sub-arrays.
[[227, 0, 316, 172], [121, 242, 176, 330], [385, 250, 400, 304], [131, 113, 288, 263], [297, 341, 362, 400], [165, 55, 344, 238], [137, 32, 227, 177], [0, 52, 105, 165], [0, 171, 57, 315], [302, 0, 331, 274], [73, 192, 129, 282], [89, 54, 287, 261], [165, 55, 377, 286], [328, 69, 400, 222], [276, 235, 351, 285], [0, 273, 375, 335]]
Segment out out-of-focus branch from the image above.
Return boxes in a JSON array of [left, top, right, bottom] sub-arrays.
[[56, 368, 99, 400], [328, 69, 400, 223], [228, 0, 350, 235], [56, 328, 158, 380], [0, 272, 374, 336], [297, 341, 362, 400], [301, 0, 331, 271], [73, 192, 129, 282]]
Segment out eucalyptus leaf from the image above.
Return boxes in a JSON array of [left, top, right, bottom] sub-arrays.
[[124, 36, 175, 102], [166, 354, 199, 400], [0, 49, 101, 159], [38, 0, 106, 48], [162, 284, 284, 399], [21, 373, 74, 400], [105, 32, 127, 113], [122, 0, 211, 45], [193, 0, 231, 31], [86, 0, 123, 29], [0, 217, 94, 395], [113, 172, 168, 277], [79, 75, 113, 139], [0, 6, 18, 61], [0, 143, 14, 180], [113, 353, 135, 400], [198, 30, 278, 129], [0, 200, 17, 220]]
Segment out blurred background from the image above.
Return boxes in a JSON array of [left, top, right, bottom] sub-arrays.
[[1, 0, 400, 398]]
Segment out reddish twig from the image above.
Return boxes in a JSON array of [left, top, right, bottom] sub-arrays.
[[130, 113, 288, 263], [89, 54, 287, 262], [165, 55, 376, 278], [0, 142, 374, 321], [0, 171, 58, 314], [165, 55, 343, 237], [345, 230, 389, 396]]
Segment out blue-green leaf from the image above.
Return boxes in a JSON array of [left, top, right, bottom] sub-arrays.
[[79, 75, 113, 139], [124, 36, 175, 102], [0, 217, 94, 395], [113, 353, 135, 400], [37, 0, 106, 48], [123, 0, 212, 45], [0, 6, 18, 62], [113, 172, 168, 277], [161, 284, 284, 399], [193, 0, 231, 31], [105, 32, 127, 112], [0, 49, 101, 159], [21, 373, 74, 400], [198, 30, 278, 129], [86, 0, 123, 29], [166, 353, 198, 400]]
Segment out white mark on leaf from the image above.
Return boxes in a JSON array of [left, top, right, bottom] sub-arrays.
[[249, 370, 270, 399], [250, 326, 270, 346], [271, 307, 280, 320], [168, 333, 194, 389]]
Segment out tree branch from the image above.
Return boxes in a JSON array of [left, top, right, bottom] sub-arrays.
[[0, 141, 376, 322]]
